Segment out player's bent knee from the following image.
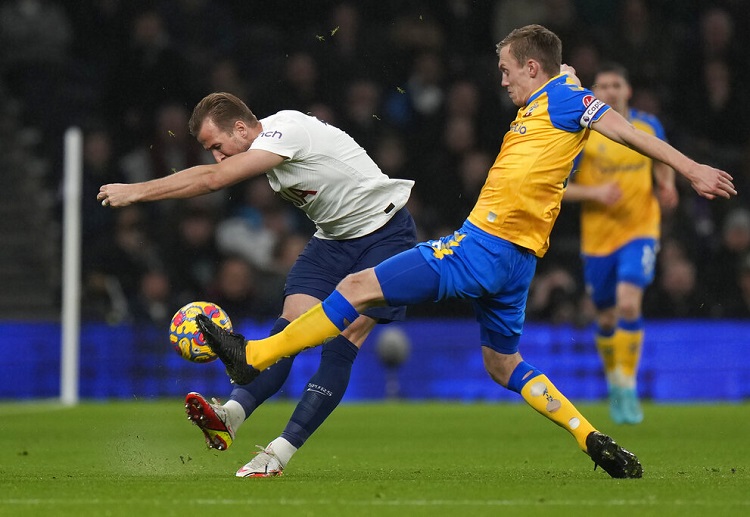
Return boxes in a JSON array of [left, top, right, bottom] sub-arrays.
[[337, 269, 384, 309]]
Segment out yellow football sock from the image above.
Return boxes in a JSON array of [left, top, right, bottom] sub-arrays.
[[520, 373, 597, 451], [614, 327, 643, 381], [246, 304, 341, 371], [595, 332, 616, 379]]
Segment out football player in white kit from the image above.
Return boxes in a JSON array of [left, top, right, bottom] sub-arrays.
[[98, 92, 417, 477]]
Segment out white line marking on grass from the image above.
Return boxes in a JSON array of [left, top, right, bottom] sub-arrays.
[[4, 499, 750, 507]]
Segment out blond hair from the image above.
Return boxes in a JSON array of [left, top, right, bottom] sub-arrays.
[[496, 24, 562, 77]]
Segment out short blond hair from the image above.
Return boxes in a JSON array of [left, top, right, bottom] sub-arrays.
[[496, 24, 562, 77]]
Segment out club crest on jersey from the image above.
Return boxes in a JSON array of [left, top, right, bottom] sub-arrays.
[[523, 101, 539, 117]]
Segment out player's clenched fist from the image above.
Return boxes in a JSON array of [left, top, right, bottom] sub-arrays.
[[97, 183, 139, 208]]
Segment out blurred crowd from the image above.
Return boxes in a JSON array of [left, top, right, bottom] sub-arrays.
[[1, 0, 749, 326]]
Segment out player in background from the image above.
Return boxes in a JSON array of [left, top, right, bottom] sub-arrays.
[[98, 92, 417, 477], [563, 63, 678, 425], [189, 25, 736, 479]]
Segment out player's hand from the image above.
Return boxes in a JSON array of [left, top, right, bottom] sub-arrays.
[[97, 183, 139, 208], [594, 182, 622, 206], [686, 164, 736, 200], [560, 64, 581, 87]]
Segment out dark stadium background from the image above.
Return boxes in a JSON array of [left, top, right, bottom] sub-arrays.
[[0, 0, 747, 401]]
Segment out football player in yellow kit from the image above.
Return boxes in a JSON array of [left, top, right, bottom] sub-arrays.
[[195, 25, 735, 478], [565, 63, 678, 425]]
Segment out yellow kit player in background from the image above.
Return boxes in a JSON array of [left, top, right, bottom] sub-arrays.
[[564, 63, 678, 424]]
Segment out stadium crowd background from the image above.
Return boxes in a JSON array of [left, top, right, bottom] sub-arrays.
[[1, 0, 749, 327]]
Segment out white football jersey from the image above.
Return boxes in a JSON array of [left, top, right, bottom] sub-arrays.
[[249, 110, 414, 239]]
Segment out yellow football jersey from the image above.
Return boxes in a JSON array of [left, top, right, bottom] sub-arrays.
[[572, 108, 665, 256], [468, 75, 610, 257]]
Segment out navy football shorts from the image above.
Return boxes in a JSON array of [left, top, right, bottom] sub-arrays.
[[285, 208, 416, 322]]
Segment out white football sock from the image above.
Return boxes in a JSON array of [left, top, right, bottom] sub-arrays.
[[223, 400, 246, 432], [268, 436, 298, 467]]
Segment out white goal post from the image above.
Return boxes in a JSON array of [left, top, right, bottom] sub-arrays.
[[61, 127, 83, 406]]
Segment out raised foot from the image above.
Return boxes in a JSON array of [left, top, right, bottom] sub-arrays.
[[196, 313, 259, 385], [184, 392, 235, 451]]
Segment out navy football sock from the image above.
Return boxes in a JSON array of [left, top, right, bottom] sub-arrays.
[[280, 335, 359, 448], [230, 318, 294, 419]]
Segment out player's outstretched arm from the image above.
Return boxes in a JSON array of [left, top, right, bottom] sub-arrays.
[[591, 110, 736, 200], [98, 149, 284, 207]]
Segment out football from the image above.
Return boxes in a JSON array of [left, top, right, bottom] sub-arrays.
[[169, 301, 233, 363]]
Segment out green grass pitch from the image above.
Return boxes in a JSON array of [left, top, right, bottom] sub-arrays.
[[1, 400, 748, 516]]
